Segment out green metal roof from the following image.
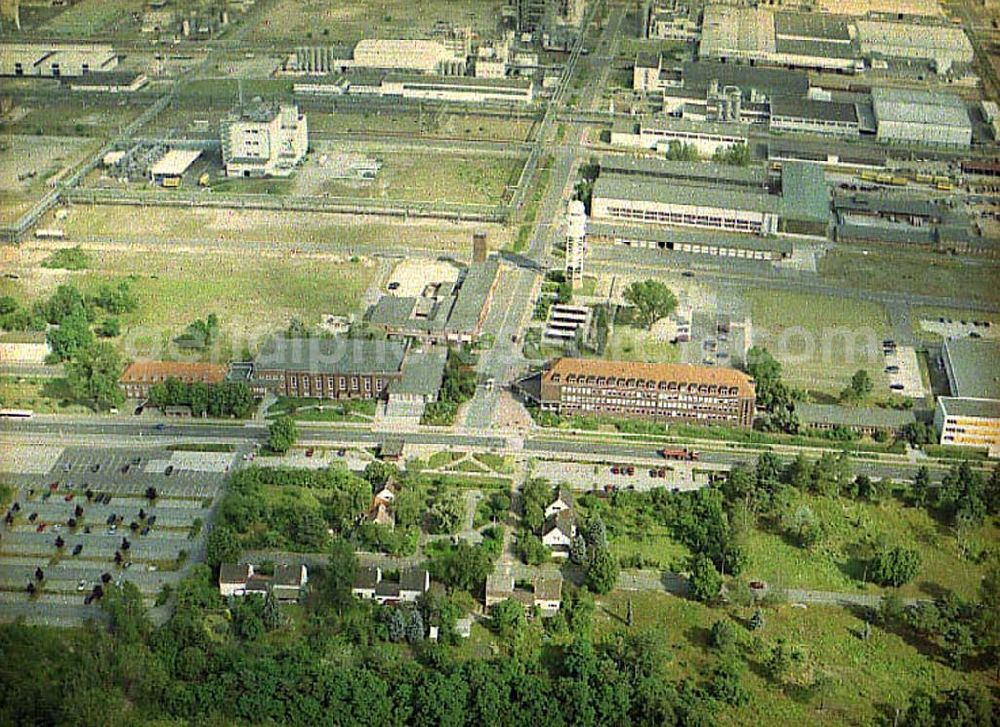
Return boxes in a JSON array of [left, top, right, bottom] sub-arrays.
[[254, 336, 405, 375], [943, 339, 1000, 400], [446, 259, 500, 334], [395, 347, 447, 395], [779, 161, 830, 223], [795, 402, 916, 428], [938, 397, 1000, 419]]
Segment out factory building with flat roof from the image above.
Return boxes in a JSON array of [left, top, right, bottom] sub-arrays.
[[0, 43, 118, 77], [935, 339, 1000, 455], [695, 5, 972, 75], [871, 87, 972, 148], [591, 156, 829, 237], [610, 117, 750, 157]]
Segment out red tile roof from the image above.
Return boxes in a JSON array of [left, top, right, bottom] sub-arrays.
[[543, 358, 755, 396], [120, 361, 227, 386]]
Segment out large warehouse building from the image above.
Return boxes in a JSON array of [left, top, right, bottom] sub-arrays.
[[519, 358, 757, 428], [696, 5, 972, 75], [871, 87, 972, 148], [855, 20, 972, 73], [935, 338, 1000, 455], [591, 157, 829, 237], [698, 6, 862, 72]]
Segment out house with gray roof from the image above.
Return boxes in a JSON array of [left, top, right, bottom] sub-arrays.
[[794, 403, 916, 437]]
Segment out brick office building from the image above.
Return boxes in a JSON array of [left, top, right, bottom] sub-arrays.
[[249, 336, 406, 399], [523, 358, 756, 428], [119, 361, 228, 399]]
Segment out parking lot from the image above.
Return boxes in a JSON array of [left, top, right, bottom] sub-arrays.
[[531, 458, 720, 493], [0, 445, 233, 624], [882, 343, 926, 398]]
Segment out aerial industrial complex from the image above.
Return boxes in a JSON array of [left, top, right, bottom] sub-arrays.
[[0, 0, 998, 721]]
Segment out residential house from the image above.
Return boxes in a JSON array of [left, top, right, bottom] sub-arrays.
[[219, 563, 254, 597], [544, 485, 574, 519], [484, 571, 563, 615], [272, 564, 309, 601], [352, 566, 430, 604], [218, 562, 308, 601], [541, 509, 577, 558], [366, 479, 399, 528]]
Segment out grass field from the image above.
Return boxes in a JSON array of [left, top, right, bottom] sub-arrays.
[[309, 147, 523, 206], [1, 101, 146, 138], [4, 247, 376, 361], [741, 492, 997, 600], [819, 248, 1000, 305], [0, 376, 91, 414], [747, 289, 891, 396], [594, 591, 991, 726], [41, 0, 135, 35], [603, 324, 682, 364], [46, 204, 512, 251], [0, 136, 100, 223], [246, 0, 502, 43], [310, 111, 537, 143]]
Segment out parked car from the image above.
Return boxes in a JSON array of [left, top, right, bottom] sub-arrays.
[[164, 465, 174, 476], [120, 464, 130, 475], [90, 463, 100, 473], [750, 581, 767, 590], [305, 448, 315, 458]]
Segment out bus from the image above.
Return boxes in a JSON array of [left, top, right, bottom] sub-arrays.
[[0, 409, 33, 419], [34, 229, 65, 240]]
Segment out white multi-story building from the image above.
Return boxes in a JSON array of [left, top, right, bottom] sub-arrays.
[[565, 199, 587, 289], [221, 104, 308, 178]]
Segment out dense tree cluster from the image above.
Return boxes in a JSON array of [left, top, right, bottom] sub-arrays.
[[421, 347, 478, 426], [744, 347, 798, 433], [216, 465, 370, 552], [881, 565, 1000, 673], [149, 378, 254, 418]]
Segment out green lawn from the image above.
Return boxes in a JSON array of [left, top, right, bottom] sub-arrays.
[[267, 397, 376, 422], [0, 376, 91, 414], [604, 324, 682, 364], [318, 149, 523, 206], [428, 451, 465, 469], [595, 591, 991, 726], [52, 204, 511, 251], [44, 249, 376, 361], [742, 492, 997, 600], [819, 248, 1000, 305], [747, 289, 891, 396]]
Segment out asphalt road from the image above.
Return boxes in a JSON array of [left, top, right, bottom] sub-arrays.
[[3, 417, 966, 482]]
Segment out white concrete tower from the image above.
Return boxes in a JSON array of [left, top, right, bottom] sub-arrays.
[[565, 199, 587, 290]]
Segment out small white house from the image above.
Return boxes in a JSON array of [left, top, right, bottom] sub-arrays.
[[541, 510, 576, 558], [544, 485, 574, 519]]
